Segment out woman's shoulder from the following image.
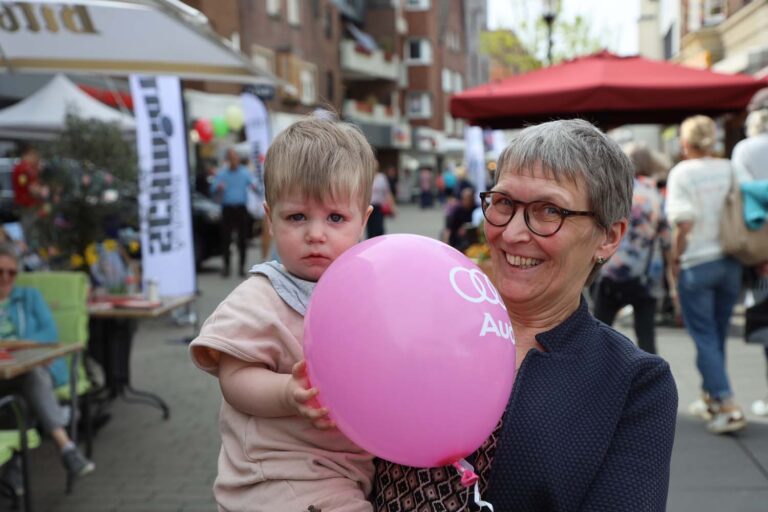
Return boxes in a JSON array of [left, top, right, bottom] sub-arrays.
[[593, 320, 671, 376], [9, 286, 43, 302]]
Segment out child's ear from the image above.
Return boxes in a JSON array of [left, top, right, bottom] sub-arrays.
[[360, 205, 373, 238], [263, 202, 273, 237]]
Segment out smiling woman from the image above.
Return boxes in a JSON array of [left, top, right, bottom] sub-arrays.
[[0, 243, 95, 495], [373, 119, 678, 512]]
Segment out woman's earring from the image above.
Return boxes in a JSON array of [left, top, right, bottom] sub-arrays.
[[596, 256, 607, 265]]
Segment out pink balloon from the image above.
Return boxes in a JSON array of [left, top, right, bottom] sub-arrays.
[[304, 234, 516, 468]]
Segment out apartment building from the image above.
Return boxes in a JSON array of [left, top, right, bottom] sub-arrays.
[[677, 0, 767, 75], [336, 0, 411, 171], [403, 0, 470, 174], [183, 0, 485, 189], [183, 0, 342, 134]]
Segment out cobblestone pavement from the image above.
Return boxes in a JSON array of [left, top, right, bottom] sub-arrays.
[[12, 203, 768, 511]]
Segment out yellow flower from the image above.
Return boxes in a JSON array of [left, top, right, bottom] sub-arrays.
[[70, 254, 84, 268], [128, 240, 140, 254], [84, 243, 98, 266], [103, 239, 118, 252]]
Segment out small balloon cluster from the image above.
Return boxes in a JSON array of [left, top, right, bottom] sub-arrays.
[[192, 105, 245, 143]]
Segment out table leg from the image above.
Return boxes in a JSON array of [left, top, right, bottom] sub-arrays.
[[88, 318, 171, 420]]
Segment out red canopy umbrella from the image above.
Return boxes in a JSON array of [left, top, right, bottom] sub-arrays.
[[450, 51, 768, 129]]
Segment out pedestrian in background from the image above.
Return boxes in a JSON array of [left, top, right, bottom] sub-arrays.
[[666, 115, 746, 434], [11, 146, 47, 248], [441, 186, 476, 252], [367, 166, 396, 238], [418, 167, 433, 208], [594, 142, 671, 354], [210, 148, 257, 278], [731, 104, 768, 417]]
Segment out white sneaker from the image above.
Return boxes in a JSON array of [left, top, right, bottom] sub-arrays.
[[707, 409, 747, 434], [688, 397, 718, 420], [752, 398, 768, 416]]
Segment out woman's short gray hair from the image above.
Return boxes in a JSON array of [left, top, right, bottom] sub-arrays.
[[494, 119, 634, 228]]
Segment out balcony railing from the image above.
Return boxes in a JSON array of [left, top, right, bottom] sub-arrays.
[[342, 100, 399, 124], [341, 39, 400, 81]]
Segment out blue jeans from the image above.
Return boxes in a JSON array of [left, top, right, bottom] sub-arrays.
[[677, 257, 742, 401]]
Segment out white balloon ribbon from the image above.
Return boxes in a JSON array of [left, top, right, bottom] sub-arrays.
[[452, 458, 494, 511]]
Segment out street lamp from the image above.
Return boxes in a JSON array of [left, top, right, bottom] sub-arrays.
[[541, 0, 557, 66]]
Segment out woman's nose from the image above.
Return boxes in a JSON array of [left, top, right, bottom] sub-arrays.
[[501, 210, 531, 244]]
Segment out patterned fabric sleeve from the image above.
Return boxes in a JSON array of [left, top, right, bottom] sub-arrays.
[[372, 421, 501, 512]]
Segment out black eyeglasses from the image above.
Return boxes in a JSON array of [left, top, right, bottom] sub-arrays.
[[0, 268, 18, 278], [479, 191, 599, 237]]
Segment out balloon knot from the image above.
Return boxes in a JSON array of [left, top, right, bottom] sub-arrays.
[[452, 459, 479, 487]]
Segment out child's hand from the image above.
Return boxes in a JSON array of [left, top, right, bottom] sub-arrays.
[[285, 360, 336, 430]]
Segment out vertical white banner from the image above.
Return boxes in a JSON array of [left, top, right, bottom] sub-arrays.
[[130, 75, 195, 297], [241, 92, 271, 218], [465, 126, 486, 199]]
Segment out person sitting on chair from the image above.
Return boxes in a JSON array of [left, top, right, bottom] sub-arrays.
[[0, 243, 94, 498]]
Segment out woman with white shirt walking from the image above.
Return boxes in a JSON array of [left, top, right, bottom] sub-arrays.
[[666, 115, 746, 434]]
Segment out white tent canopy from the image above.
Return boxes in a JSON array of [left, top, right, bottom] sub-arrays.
[[0, 74, 136, 140], [0, 0, 276, 85]]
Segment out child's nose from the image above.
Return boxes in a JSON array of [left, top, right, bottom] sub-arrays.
[[306, 221, 326, 242]]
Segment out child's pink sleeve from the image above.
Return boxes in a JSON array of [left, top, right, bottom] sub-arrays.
[[189, 276, 301, 375]]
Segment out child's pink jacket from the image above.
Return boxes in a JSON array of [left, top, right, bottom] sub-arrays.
[[190, 275, 373, 510]]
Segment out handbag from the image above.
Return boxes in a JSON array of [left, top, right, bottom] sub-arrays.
[[598, 236, 656, 304], [719, 167, 768, 266]]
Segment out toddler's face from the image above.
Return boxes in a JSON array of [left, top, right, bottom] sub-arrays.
[[265, 194, 372, 282]]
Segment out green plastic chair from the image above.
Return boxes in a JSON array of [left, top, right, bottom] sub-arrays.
[[15, 271, 94, 493], [0, 395, 40, 511]]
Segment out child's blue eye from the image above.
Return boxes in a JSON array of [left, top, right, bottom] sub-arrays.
[[288, 213, 305, 221], [329, 213, 344, 223]]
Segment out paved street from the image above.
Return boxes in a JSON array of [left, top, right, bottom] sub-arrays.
[[19, 203, 768, 511]]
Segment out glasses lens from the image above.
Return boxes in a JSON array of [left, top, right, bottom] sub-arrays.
[[527, 202, 564, 236], [483, 193, 515, 226]]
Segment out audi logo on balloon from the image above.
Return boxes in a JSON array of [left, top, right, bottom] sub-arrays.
[[449, 267, 506, 310]]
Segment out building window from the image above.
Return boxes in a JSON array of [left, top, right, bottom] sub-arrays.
[[251, 45, 276, 74], [444, 113, 454, 135], [326, 70, 334, 102], [687, 0, 701, 32], [267, 0, 280, 17], [442, 68, 452, 92], [663, 24, 674, 60], [300, 65, 317, 105], [404, 0, 431, 11], [455, 119, 464, 137], [445, 31, 461, 52], [287, 0, 300, 26], [452, 71, 463, 93], [703, 0, 726, 25], [324, 7, 333, 38], [407, 38, 432, 64], [407, 92, 432, 119]]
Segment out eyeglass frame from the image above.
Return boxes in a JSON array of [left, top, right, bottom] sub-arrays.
[[479, 190, 601, 237], [0, 268, 18, 278]]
